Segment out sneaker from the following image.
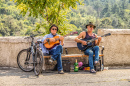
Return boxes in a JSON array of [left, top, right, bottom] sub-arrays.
[[94, 61, 99, 66], [48, 57, 54, 64], [48, 57, 57, 65], [90, 69, 96, 73], [58, 70, 64, 74], [49, 58, 54, 63]]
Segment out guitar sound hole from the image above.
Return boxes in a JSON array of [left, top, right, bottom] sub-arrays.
[[88, 42, 90, 44], [81, 44, 84, 47]]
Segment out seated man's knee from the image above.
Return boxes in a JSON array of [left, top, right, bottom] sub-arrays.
[[57, 53, 62, 58], [84, 50, 93, 55], [57, 45, 62, 49], [89, 51, 93, 56], [95, 46, 99, 50]]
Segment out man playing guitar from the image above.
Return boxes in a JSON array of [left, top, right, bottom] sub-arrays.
[[40, 24, 64, 74], [75, 22, 102, 73]]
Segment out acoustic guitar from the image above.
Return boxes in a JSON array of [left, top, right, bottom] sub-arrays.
[[77, 33, 111, 51], [44, 31, 78, 50]]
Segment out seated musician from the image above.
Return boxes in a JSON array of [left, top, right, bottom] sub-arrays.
[[75, 22, 102, 73], [40, 24, 64, 74]]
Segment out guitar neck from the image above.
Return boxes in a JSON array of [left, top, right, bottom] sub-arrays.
[[89, 35, 105, 42]]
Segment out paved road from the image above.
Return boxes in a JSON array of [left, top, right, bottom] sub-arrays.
[[0, 67, 130, 86]]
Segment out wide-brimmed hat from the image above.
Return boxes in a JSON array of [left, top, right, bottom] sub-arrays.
[[86, 22, 96, 29]]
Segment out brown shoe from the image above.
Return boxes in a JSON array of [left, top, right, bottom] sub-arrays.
[[58, 70, 64, 74]]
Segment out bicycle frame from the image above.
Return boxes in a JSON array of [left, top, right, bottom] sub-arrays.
[[17, 34, 43, 76], [25, 36, 38, 65]]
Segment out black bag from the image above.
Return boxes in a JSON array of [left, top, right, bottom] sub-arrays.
[[52, 60, 71, 72], [62, 60, 71, 72]]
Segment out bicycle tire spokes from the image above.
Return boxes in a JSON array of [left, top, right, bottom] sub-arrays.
[[17, 49, 34, 72]]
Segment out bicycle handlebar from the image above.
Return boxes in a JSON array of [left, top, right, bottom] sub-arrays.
[[24, 37, 30, 39], [24, 34, 42, 39]]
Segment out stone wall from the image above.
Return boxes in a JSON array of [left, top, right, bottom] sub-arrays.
[[98, 29, 130, 66], [0, 29, 130, 68], [0, 36, 42, 67]]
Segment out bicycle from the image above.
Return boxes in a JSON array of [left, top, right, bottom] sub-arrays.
[[17, 34, 43, 76]]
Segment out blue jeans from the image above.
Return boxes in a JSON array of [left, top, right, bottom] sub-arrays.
[[84, 46, 99, 70], [49, 45, 63, 71]]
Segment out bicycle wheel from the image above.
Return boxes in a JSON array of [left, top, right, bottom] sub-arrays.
[[34, 50, 43, 76], [17, 49, 34, 72]]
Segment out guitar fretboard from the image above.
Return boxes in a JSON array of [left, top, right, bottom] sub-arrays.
[[88, 33, 111, 42]]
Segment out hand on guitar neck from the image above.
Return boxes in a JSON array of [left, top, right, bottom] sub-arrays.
[[59, 36, 64, 46], [81, 36, 102, 46]]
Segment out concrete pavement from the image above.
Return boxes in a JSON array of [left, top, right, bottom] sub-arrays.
[[0, 67, 130, 86]]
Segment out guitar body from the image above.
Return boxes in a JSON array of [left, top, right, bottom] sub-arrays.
[[77, 38, 94, 51], [77, 33, 111, 51], [44, 31, 78, 50], [44, 36, 60, 50]]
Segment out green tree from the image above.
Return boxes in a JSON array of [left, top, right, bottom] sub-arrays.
[[100, 17, 112, 28], [0, 0, 130, 36], [11, 0, 82, 35]]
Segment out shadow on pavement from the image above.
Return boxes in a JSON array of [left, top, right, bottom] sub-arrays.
[[0, 67, 39, 79], [0, 67, 103, 78]]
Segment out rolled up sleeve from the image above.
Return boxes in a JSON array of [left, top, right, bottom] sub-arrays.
[[41, 35, 48, 44], [40, 34, 49, 54]]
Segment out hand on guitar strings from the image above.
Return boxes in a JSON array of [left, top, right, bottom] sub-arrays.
[[49, 38, 56, 42], [81, 41, 87, 45]]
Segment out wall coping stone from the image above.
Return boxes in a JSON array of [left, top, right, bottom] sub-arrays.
[[98, 29, 130, 35]]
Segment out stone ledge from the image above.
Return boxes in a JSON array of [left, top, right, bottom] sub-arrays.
[[98, 29, 130, 35], [0, 36, 77, 43], [0, 36, 43, 43]]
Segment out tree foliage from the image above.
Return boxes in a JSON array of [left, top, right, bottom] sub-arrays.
[[67, 0, 130, 33], [0, 0, 41, 36], [0, 0, 130, 36], [11, 0, 82, 35]]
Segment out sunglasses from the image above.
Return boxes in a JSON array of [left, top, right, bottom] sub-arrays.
[[52, 28, 57, 31], [90, 26, 94, 28]]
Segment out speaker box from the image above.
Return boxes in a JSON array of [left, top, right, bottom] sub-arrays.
[[62, 60, 71, 72]]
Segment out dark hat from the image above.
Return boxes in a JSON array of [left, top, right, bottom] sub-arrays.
[[86, 22, 96, 29]]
